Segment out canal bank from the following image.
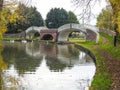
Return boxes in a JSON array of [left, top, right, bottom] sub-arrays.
[[1, 33, 120, 90], [77, 33, 120, 90]]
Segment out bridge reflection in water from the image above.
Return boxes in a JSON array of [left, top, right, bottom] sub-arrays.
[[1, 41, 96, 90]]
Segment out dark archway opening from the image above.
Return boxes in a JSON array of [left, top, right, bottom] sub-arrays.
[[41, 34, 53, 40], [34, 32, 40, 37]]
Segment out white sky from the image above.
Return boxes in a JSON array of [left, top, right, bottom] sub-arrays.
[[32, 0, 107, 25]]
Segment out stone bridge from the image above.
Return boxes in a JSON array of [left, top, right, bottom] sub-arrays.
[[4, 23, 101, 43], [25, 23, 99, 43], [58, 23, 99, 43]]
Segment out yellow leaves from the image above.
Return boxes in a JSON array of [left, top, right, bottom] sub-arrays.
[[0, 27, 7, 40], [113, 9, 120, 33], [118, 25, 120, 33], [109, 0, 120, 5], [0, 12, 7, 40], [109, 0, 120, 33], [0, 13, 7, 40], [0, 7, 19, 39], [1, 27, 7, 33], [116, 12, 120, 33], [9, 12, 19, 23]]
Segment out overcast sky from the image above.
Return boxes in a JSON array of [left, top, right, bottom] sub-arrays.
[[31, 0, 107, 25]]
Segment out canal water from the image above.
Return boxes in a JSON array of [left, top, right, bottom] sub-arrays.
[[1, 41, 96, 90]]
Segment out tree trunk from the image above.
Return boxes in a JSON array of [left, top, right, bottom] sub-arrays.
[[113, 23, 118, 47]]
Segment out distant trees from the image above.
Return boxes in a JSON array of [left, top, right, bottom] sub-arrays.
[[1, 0, 120, 33], [7, 3, 44, 33], [1, 2, 79, 34], [0, 1, 44, 34], [68, 11, 79, 24], [97, 5, 113, 30], [45, 8, 68, 28], [45, 8, 79, 28]]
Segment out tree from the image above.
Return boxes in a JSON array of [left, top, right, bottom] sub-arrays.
[[72, 0, 99, 24], [97, 5, 113, 30], [72, 0, 120, 32], [0, 0, 18, 38], [45, 8, 79, 28], [45, 8, 68, 28], [7, 3, 44, 33], [28, 8, 44, 26], [72, 0, 120, 46], [0, 0, 30, 11], [68, 11, 79, 23], [109, 0, 120, 33]]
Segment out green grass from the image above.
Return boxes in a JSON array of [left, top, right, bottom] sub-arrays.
[[3, 37, 40, 42], [99, 33, 120, 60], [90, 50, 111, 90], [69, 38, 86, 43], [78, 45, 111, 90], [76, 33, 113, 90], [3, 38, 20, 41]]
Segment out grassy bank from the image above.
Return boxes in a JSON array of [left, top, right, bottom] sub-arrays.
[[3, 38, 21, 41], [76, 33, 120, 90], [69, 38, 86, 43]]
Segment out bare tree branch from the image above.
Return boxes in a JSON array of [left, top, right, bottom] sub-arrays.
[[19, 0, 32, 6], [71, 0, 100, 24]]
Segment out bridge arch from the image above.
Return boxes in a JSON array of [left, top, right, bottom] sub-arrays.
[[40, 29, 58, 41], [58, 23, 99, 43], [41, 34, 53, 40], [25, 26, 48, 39]]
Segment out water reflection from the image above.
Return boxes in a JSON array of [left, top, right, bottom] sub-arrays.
[[2, 42, 43, 74], [1, 41, 96, 90]]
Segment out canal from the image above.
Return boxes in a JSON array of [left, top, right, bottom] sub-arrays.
[[0, 41, 96, 90]]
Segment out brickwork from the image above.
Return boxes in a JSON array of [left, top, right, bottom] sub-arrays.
[[86, 29, 97, 41], [40, 29, 58, 41]]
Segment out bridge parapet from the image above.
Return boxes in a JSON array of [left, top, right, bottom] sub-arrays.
[[25, 26, 48, 33], [58, 23, 86, 32], [58, 23, 99, 33]]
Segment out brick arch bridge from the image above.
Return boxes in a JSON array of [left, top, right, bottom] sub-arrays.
[[25, 23, 99, 43], [40, 29, 58, 41]]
